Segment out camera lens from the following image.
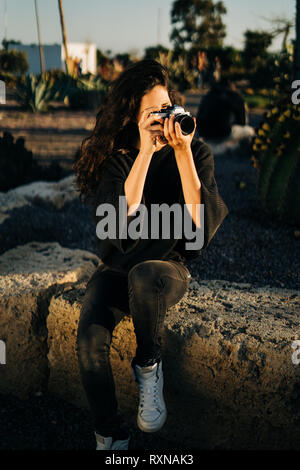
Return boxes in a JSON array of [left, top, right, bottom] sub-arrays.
[[175, 115, 195, 135]]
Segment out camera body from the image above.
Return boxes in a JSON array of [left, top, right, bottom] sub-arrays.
[[149, 105, 195, 135]]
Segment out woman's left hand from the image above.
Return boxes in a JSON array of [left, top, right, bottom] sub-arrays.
[[163, 114, 196, 153]]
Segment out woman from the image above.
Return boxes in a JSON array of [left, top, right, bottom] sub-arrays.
[[73, 59, 228, 450]]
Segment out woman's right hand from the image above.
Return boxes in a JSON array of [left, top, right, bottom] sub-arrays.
[[137, 111, 165, 156]]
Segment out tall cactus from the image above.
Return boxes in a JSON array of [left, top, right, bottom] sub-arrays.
[[251, 52, 300, 225]]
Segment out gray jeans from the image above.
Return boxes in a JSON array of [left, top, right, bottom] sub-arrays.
[[76, 258, 191, 436]]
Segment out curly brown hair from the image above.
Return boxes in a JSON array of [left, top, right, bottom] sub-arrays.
[[72, 59, 182, 205]]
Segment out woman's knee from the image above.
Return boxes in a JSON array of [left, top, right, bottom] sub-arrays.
[[128, 260, 165, 292], [128, 259, 190, 309], [128, 259, 190, 289]]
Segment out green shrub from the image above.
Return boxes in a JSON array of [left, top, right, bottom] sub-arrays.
[[0, 48, 29, 74]]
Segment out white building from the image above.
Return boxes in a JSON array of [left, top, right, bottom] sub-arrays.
[[7, 42, 97, 75]]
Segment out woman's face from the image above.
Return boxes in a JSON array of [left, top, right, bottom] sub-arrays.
[[136, 85, 172, 150]]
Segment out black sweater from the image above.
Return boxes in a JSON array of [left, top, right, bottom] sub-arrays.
[[93, 138, 229, 274]]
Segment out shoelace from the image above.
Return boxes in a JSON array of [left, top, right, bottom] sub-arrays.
[[139, 375, 160, 410]]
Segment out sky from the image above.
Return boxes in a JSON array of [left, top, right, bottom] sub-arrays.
[[1, 0, 296, 56]]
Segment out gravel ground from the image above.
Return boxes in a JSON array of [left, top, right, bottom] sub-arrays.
[[188, 148, 300, 290], [0, 114, 299, 451]]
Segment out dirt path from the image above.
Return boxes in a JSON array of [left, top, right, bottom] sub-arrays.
[[0, 93, 95, 171]]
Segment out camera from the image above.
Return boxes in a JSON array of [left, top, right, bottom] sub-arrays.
[[149, 105, 195, 135]]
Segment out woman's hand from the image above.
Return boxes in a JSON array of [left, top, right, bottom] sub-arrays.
[[137, 110, 165, 156], [163, 114, 196, 153]]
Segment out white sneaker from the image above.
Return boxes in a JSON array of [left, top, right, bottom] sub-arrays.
[[95, 432, 130, 450], [132, 360, 167, 433]]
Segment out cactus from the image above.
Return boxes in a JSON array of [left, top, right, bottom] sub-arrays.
[[251, 52, 300, 225], [14, 71, 108, 112], [15, 74, 61, 112]]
